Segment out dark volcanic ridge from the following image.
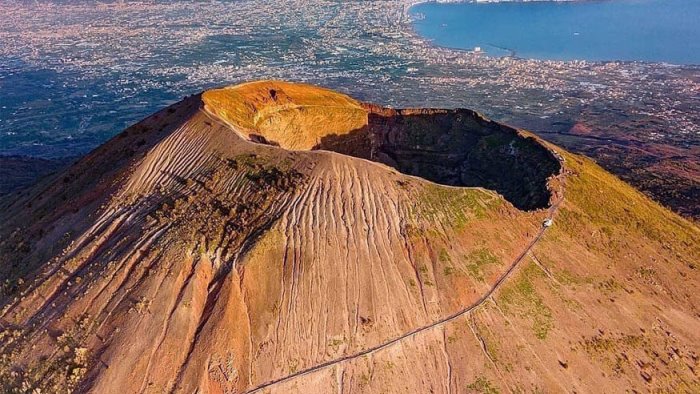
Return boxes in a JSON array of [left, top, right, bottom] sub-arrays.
[[0, 156, 70, 196]]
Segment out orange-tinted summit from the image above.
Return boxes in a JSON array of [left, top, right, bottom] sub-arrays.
[[203, 81, 367, 150]]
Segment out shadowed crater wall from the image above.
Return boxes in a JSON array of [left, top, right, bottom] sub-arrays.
[[317, 106, 561, 211]]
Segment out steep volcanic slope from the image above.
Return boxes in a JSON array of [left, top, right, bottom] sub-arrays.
[[0, 81, 697, 393]]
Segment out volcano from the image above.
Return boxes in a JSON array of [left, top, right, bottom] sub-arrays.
[[0, 81, 697, 393]]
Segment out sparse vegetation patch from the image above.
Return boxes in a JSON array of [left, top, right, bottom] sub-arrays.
[[466, 376, 500, 394], [464, 248, 501, 282], [498, 262, 554, 340]]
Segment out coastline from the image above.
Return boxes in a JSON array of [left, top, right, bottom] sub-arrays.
[[402, 0, 700, 66], [402, 0, 574, 63], [403, 0, 582, 63]]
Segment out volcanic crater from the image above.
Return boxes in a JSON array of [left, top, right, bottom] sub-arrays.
[[203, 81, 561, 211]]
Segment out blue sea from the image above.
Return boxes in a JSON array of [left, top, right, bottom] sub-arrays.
[[411, 0, 700, 64]]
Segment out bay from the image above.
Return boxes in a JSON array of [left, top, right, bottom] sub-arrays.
[[411, 0, 700, 64]]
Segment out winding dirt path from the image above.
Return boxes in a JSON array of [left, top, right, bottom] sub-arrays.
[[245, 168, 566, 393]]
